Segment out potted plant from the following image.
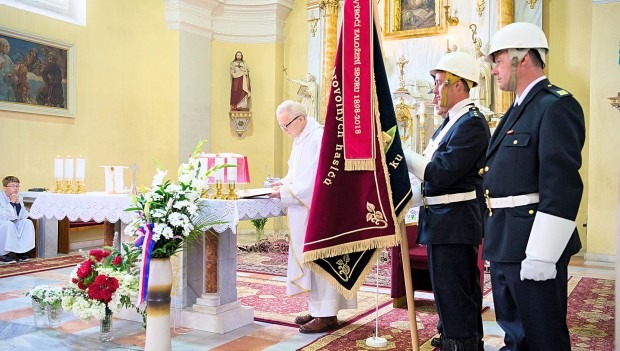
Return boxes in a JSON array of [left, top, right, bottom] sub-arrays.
[[251, 218, 268, 241]]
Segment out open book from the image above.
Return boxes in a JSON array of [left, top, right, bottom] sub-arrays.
[[238, 188, 272, 199], [297, 85, 308, 96]]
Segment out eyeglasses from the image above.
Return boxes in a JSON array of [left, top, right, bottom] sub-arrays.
[[279, 115, 302, 130], [5, 184, 20, 188]]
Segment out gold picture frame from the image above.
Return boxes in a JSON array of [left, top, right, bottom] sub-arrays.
[[0, 27, 75, 118], [384, 0, 447, 40]]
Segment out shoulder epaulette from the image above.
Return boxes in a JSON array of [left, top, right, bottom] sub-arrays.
[[467, 105, 482, 119], [545, 84, 573, 98]]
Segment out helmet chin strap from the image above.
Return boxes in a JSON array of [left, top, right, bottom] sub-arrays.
[[440, 72, 458, 108], [507, 49, 528, 92]]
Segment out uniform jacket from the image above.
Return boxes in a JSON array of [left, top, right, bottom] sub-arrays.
[[417, 103, 490, 245], [482, 79, 585, 262]]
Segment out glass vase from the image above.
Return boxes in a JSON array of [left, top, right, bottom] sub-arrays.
[[31, 300, 48, 328], [256, 227, 264, 241], [99, 308, 113, 342], [47, 304, 63, 328]]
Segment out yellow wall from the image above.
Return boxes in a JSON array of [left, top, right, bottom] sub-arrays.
[[209, 42, 285, 188], [280, 0, 310, 172], [206, 0, 308, 187], [586, 1, 620, 257], [0, 0, 179, 190], [2, 0, 617, 257], [543, 0, 592, 251]]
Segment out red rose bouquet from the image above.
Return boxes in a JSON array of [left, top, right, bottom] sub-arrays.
[[61, 244, 141, 321]]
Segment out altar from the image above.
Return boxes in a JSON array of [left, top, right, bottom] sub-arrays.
[[27, 192, 286, 334]]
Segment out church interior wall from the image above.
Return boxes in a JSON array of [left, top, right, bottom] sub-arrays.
[[209, 41, 286, 188], [0, 0, 180, 190], [279, 0, 310, 178], [0, 0, 618, 260], [586, 1, 620, 260], [543, 0, 592, 255]]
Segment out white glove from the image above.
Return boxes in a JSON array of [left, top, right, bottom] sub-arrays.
[[520, 257, 557, 281], [403, 149, 429, 180]]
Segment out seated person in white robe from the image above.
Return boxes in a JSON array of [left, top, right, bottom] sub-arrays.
[[0, 176, 35, 263]]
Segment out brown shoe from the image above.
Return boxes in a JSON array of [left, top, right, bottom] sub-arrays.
[[294, 314, 314, 325], [299, 316, 338, 334]]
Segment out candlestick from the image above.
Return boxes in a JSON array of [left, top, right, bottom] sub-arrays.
[[64, 157, 74, 181], [54, 156, 64, 180], [75, 156, 86, 180], [53, 180, 63, 193], [74, 180, 86, 194]]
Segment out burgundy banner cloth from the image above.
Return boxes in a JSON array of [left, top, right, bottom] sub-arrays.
[[342, 0, 375, 170], [303, 4, 412, 298]]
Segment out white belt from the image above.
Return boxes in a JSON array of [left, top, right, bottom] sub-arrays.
[[424, 190, 476, 206], [487, 193, 539, 209]]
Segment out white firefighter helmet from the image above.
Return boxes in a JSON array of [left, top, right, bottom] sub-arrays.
[[430, 51, 480, 87], [485, 22, 549, 65]]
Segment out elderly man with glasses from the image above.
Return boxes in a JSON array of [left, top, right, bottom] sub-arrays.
[[270, 100, 356, 333], [1, 176, 35, 263]]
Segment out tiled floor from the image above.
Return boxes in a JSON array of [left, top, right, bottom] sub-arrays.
[[0, 234, 615, 351]]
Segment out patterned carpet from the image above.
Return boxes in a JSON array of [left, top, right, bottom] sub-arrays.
[[0, 254, 82, 278], [237, 240, 392, 288], [298, 298, 442, 351], [237, 275, 392, 328], [567, 277, 615, 351], [299, 276, 615, 351]]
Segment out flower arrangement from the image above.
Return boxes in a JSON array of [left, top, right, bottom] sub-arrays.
[[124, 139, 228, 259], [123, 140, 230, 305], [61, 243, 141, 321], [26, 285, 64, 309]]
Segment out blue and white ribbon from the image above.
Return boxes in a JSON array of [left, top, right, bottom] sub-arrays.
[[135, 223, 155, 305]]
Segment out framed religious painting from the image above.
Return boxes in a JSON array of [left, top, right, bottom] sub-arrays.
[[384, 0, 447, 40], [0, 27, 75, 117]]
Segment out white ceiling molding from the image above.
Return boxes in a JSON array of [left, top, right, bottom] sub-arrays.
[[0, 0, 86, 26], [165, 0, 295, 44], [165, 0, 221, 38], [592, 0, 619, 3]]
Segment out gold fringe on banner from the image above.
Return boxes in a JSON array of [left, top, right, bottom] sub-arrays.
[[301, 74, 413, 300], [344, 159, 375, 171], [303, 235, 399, 299]]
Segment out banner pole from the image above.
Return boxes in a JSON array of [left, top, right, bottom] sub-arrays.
[[399, 219, 420, 351]]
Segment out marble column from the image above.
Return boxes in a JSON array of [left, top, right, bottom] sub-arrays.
[[180, 229, 253, 334]]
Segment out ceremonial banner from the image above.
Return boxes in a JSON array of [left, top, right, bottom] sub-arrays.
[[303, 0, 412, 298], [343, 0, 374, 170]]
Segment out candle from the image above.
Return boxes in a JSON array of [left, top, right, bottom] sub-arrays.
[[64, 157, 74, 181], [215, 157, 225, 181], [54, 156, 64, 180], [75, 156, 86, 180], [113, 167, 124, 193]]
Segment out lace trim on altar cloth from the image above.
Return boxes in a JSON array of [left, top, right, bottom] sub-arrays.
[[28, 193, 286, 234]]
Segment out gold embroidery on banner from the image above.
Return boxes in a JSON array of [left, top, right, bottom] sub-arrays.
[[336, 254, 351, 281], [320, 254, 355, 283], [366, 202, 387, 226]]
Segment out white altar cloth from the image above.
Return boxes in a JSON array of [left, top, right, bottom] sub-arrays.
[[27, 191, 288, 334], [28, 192, 286, 234], [28, 192, 134, 223]]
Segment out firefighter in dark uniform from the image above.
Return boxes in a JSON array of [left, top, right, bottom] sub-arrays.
[[404, 51, 490, 351], [482, 22, 585, 351]]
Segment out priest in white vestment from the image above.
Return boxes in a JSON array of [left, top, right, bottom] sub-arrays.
[[270, 100, 356, 334], [0, 176, 35, 263]]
